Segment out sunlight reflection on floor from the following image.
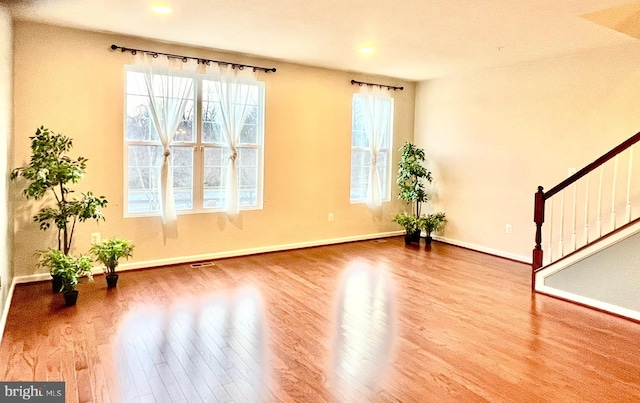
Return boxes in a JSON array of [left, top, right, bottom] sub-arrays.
[[115, 285, 268, 403], [331, 261, 397, 401]]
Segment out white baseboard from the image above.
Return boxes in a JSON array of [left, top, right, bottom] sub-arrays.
[[536, 284, 640, 322], [12, 232, 531, 284], [434, 236, 531, 264], [13, 231, 406, 284]]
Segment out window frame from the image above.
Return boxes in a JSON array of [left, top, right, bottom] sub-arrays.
[[123, 65, 265, 218]]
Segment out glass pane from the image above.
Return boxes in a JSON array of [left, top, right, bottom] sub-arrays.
[[203, 120, 222, 144], [202, 101, 223, 143], [351, 95, 369, 148], [239, 148, 257, 166], [376, 151, 387, 198], [239, 106, 258, 143], [127, 145, 162, 213], [173, 102, 195, 142], [240, 124, 257, 144], [350, 149, 371, 201], [171, 146, 193, 165], [352, 96, 365, 131], [239, 167, 257, 187], [245, 105, 258, 125], [170, 146, 193, 210], [203, 146, 229, 208], [126, 96, 154, 141], [239, 187, 257, 206], [126, 71, 195, 143], [126, 71, 147, 96]]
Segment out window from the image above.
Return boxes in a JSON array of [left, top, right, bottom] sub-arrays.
[[124, 67, 264, 216], [350, 93, 394, 204]]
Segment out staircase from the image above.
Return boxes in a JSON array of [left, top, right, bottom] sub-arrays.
[[532, 131, 640, 320]]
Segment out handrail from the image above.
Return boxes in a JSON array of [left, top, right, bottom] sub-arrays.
[[532, 130, 640, 289], [544, 131, 640, 199]]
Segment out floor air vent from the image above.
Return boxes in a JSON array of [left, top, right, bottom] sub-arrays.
[[371, 239, 388, 243], [190, 262, 215, 268]]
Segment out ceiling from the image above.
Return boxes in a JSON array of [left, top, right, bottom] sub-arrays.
[[5, 0, 640, 81]]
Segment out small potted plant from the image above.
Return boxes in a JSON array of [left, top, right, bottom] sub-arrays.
[[38, 249, 93, 306], [421, 212, 447, 244], [393, 212, 421, 245], [90, 237, 134, 288]]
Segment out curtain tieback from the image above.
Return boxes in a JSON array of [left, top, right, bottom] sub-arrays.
[[163, 148, 171, 158], [230, 150, 238, 161], [371, 154, 377, 165]]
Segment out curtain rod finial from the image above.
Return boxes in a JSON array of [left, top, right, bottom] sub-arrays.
[[110, 44, 118, 50]]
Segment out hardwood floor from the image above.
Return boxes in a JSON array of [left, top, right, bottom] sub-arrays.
[[2, 238, 640, 402]]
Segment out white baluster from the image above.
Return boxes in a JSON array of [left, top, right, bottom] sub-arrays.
[[584, 175, 589, 245], [597, 166, 603, 237], [571, 181, 577, 251], [547, 198, 554, 264], [559, 190, 565, 258], [611, 155, 619, 231], [626, 146, 633, 223]]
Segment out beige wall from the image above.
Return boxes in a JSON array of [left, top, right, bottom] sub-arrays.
[[12, 21, 415, 277], [0, 7, 13, 314], [415, 43, 640, 261]]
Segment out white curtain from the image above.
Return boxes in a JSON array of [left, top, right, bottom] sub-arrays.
[[205, 64, 257, 215], [360, 86, 392, 208], [135, 54, 194, 224]]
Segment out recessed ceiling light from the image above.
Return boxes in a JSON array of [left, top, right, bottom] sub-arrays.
[[152, 4, 172, 14], [360, 47, 374, 54]]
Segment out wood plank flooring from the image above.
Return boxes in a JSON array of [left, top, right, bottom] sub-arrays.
[[1, 238, 640, 402]]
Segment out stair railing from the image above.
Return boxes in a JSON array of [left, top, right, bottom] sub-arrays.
[[532, 131, 640, 289]]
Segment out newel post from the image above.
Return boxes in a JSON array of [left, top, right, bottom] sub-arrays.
[[532, 186, 545, 290]]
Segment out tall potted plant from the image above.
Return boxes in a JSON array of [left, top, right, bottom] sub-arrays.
[[393, 142, 433, 244], [38, 248, 93, 306], [11, 127, 108, 291], [90, 237, 134, 288]]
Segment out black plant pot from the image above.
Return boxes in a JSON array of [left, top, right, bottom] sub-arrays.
[[404, 230, 421, 245], [106, 273, 119, 288], [411, 230, 421, 242], [51, 274, 63, 293], [425, 235, 433, 245], [63, 290, 78, 306]]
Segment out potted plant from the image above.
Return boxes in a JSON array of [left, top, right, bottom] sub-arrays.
[[421, 212, 447, 244], [90, 237, 134, 288], [11, 127, 108, 292], [393, 142, 433, 244], [37, 248, 93, 306], [393, 212, 421, 244]]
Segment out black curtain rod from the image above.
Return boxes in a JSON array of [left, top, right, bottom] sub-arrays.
[[110, 44, 277, 73], [350, 79, 403, 91]]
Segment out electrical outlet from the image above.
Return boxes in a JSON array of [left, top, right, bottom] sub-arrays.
[[328, 213, 334, 222], [91, 232, 101, 244], [506, 224, 513, 234]]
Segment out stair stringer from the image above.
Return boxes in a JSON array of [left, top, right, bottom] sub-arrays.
[[534, 219, 640, 321]]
